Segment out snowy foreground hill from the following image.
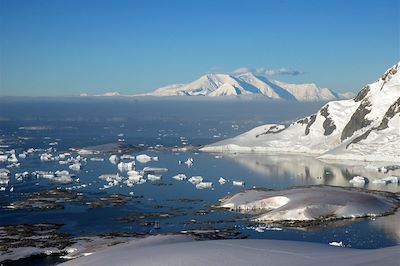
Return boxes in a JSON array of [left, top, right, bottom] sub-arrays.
[[202, 62, 400, 162], [145, 72, 346, 101]]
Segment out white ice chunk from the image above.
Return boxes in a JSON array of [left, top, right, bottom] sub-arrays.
[[188, 176, 203, 185], [218, 177, 227, 185], [136, 154, 159, 164], [233, 180, 245, 186], [172, 174, 187, 181], [196, 182, 213, 189], [109, 155, 119, 164]]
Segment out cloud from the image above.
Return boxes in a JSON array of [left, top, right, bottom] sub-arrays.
[[232, 67, 304, 76]]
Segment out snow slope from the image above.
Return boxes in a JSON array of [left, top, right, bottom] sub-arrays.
[[59, 235, 400, 266], [147, 72, 343, 101], [220, 186, 399, 222], [202, 62, 400, 162]]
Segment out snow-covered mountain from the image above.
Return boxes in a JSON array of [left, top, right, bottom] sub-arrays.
[[147, 72, 343, 101], [202, 62, 400, 162]]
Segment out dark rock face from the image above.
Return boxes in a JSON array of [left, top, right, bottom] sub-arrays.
[[376, 97, 400, 130], [354, 85, 370, 102], [256, 125, 288, 138], [341, 100, 372, 141], [347, 97, 400, 148], [320, 105, 337, 136], [304, 115, 317, 135]]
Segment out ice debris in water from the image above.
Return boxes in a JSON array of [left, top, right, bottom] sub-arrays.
[[184, 157, 194, 167], [233, 180, 245, 186], [329, 241, 344, 247], [109, 155, 119, 164], [120, 154, 135, 160], [188, 176, 203, 185], [349, 176, 368, 185], [0, 168, 11, 186], [218, 177, 227, 185], [372, 176, 399, 185], [69, 163, 81, 171], [117, 161, 135, 172], [147, 174, 161, 182], [195, 182, 213, 189], [143, 167, 168, 174], [90, 157, 104, 161], [136, 154, 159, 164], [172, 174, 187, 181]]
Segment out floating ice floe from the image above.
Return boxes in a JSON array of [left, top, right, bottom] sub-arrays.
[[8, 154, 18, 163], [147, 174, 161, 182], [188, 176, 203, 185], [218, 177, 227, 185], [90, 157, 104, 161], [220, 186, 399, 222], [329, 241, 344, 247], [349, 176, 368, 185], [195, 182, 213, 189], [15, 171, 29, 181], [143, 167, 168, 174], [172, 174, 187, 181], [184, 158, 194, 167], [0, 154, 8, 162], [69, 163, 81, 171], [120, 154, 135, 160], [372, 176, 399, 185], [0, 168, 10, 186], [109, 155, 119, 164], [117, 161, 135, 172], [136, 154, 159, 164], [18, 152, 27, 159], [233, 180, 245, 186], [99, 173, 123, 188], [40, 153, 54, 161]]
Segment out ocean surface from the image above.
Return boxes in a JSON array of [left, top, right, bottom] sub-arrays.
[[0, 97, 399, 265]]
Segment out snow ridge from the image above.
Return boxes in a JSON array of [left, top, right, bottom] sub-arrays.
[[147, 72, 344, 102]]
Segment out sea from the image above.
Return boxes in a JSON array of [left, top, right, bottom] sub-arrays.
[[0, 97, 399, 265]]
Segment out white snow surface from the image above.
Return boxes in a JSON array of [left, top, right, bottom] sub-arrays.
[[58, 235, 400, 266], [146, 72, 341, 101], [220, 186, 398, 222], [202, 62, 400, 162]]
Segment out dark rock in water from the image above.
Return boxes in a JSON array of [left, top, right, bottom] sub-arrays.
[[0, 223, 72, 263], [86, 194, 138, 208], [6, 189, 83, 211], [341, 100, 372, 141], [180, 227, 246, 240], [115, 212, 176, 223]]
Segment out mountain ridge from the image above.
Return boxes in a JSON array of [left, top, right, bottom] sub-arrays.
[[202, 62, 400, 162]]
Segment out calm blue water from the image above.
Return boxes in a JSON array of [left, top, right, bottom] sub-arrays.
[[0, 98, 399, 264]]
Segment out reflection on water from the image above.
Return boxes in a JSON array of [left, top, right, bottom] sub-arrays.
[[224, 153, 400, 193]]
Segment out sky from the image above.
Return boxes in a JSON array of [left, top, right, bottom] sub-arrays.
[[0, 0, 399, 96]]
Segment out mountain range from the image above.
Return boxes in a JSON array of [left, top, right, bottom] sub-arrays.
[[145, 72, 350, 101], [202, 62, 400, 162]]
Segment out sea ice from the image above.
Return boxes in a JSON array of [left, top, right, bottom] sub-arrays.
[[117, 161, 135, 172], [218, 177, 227, 185], [69, 163, 81, 171], [136, 154, 159, 163], [329, 241, 344, 247], [349, 176, 368, 185], [184, 158, 194, 167], [372, 176, 399, 185], [109, 155, 119, 164], [233, 180, 245, 186], [188, 176, 203, 185], [195, 182, 213, 189], [172, 174, 187, 181], [147, 174, 161, 182]]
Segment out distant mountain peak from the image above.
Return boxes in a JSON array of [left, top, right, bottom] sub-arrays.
[[146, 72, 344, 102]]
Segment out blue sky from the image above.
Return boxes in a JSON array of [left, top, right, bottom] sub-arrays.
[[0, 0, 399, 96]]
